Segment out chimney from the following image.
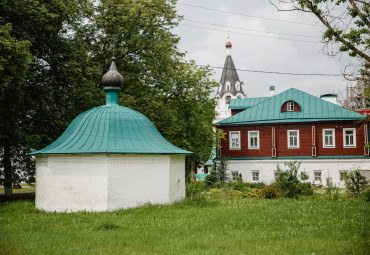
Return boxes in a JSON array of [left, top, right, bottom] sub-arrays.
[[320, 94, 338, 105], [269, 85, 275, 97]]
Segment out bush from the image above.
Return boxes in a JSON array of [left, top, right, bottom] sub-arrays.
[[259, 185, 278, 199], [209, 188, 222, 196], [205, 166, 218, 188], [186, 181, 205, 197], [231, 178, 245, 191], [244, 182, 266, 189], [242, 188, 260, 198], [344, 169, 368, 195], [229, 190, 243, 198], [299, 182, 313, 196], [274, 161, 313, 198], [362, 186, 370, 202]]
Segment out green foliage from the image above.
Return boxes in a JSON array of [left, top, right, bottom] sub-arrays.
[[344, 169, 368, 195], [362, 186, 370, 202], [0, 0, 217, 194], [216, 157, 229, 184], [259, 185, 279, 199], [205, 166, 218, 187], [185, 181, 206, 197], [1, 194, 370, 254], [299, 182, 314, 196], [228, 189, 243, 198], [275, 161, 301, 198], [275, 161, 313, 198], [293, 0, 369, 62], [242, 188, 261, 198]]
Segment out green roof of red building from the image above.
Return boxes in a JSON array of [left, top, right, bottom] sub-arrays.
[[218, 88, 364, 125]]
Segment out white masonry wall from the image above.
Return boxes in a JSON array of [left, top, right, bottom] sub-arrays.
[[35, 154, 186, 212], [226, 158, 370, 187]]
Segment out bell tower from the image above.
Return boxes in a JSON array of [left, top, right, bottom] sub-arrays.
[[215, 35, 246, 122]]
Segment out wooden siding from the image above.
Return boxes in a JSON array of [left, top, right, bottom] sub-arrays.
[[220, 121, 368, 158], [231, 109, 244, 116]]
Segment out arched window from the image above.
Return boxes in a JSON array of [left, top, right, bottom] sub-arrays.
[[225, 81, 231, 91], [281, 101, 300, 112], [235, 81, 240, 91]]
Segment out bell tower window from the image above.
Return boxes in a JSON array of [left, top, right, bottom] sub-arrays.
[[225, 81, 231, 91]]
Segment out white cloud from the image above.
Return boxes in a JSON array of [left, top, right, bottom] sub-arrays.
[[174, 0, 363, 98]]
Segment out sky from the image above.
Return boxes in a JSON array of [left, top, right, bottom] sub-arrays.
[[173, 0, 364, 100]]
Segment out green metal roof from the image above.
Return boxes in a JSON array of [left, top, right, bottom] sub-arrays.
[[29, 97, 191, 155], [204, 147, 216, 166], [228, 97, 269, 109], [218, 88, 364, 125]]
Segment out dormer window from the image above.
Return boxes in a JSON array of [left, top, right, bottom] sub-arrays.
[[281, 101, 300, 112], [287, 102, 294, 111], [235, 81, 240, 91]]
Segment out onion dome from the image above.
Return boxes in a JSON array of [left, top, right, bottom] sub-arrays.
[[225, 41, 232, 48], [28, 58, 191, 155], [101, 57, 123, 88]]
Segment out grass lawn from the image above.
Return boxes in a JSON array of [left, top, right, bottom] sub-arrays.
[[0, 193, 369, 255], [0, 184, 35, 194]]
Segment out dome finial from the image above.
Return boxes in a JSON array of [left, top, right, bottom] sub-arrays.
[[225, 30, 232, 49], [101, 35, 123, 88]]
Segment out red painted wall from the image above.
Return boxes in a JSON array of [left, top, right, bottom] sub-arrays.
[[219, 121, 368, 158]]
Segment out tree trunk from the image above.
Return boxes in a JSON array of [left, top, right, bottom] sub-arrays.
[[3, 140, 13, 197], [191, 159, 196, 181]]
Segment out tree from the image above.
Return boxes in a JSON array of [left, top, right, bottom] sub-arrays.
[[0, 0, 217, 195], [92, 0, 217, 179], [270, 1, 369, 70], [0, 0, 100, 196], [0, 24, 32, 196]]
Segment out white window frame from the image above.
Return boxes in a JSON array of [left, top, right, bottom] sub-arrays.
[[314, 171, 322, 182], [229, 131, 241, 150], [339, 171, 347, 182], [231, 171, 239, 181], [322, 129, 335, 148], [343, 128, 356, 148], [287, 130, 299, 149], [252, 171, 259, 181], [287, 102, 294, 111], [248, 131, 260, 149]]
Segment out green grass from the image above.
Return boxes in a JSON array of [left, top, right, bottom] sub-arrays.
[[0, 193, 369, 255], [0, 184, 35, 194]]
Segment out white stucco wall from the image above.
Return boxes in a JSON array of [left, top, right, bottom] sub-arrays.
[[225, 158, 370, 187], [35, 154, 186, 212]]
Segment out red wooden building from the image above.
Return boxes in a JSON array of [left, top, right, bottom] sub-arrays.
[[216, 88, 370, 185]]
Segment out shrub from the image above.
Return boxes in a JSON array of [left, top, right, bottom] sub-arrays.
[[209, 188, 222, 196], [244, 182, 266, 189], [205, 166, 218, 188], [217, 157, 229, 184], [242, 188, 260, 198], [186, 181, 205, 197], [212, 182, 221, 188], [231, 178, 245, 191], [229, 190, 243, 198], [362, 186, 370, 202], [259, 185, 278, 199], [344, 169, 368, 195], [274, 161, 313, 198], [299, 182, 313, 196]]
